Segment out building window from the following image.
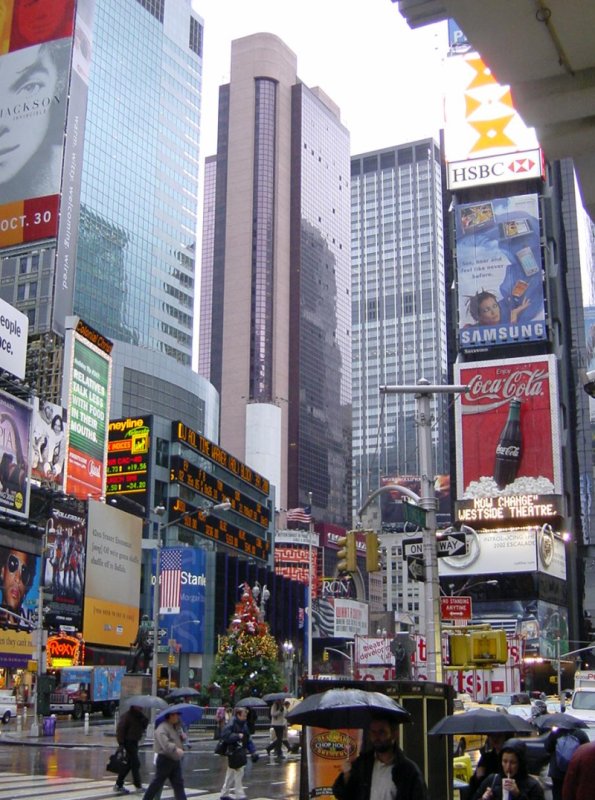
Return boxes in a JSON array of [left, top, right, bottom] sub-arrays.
[[135, 0, 164, 23], [189, 17, 203, 56]]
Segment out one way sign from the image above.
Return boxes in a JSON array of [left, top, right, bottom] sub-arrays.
[[402, 533, 467, 559]]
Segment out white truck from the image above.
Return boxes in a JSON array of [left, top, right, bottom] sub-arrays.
[[568, 671, 595, 725]]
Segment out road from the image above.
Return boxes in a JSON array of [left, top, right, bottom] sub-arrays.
[[0, 718, 301, 800]]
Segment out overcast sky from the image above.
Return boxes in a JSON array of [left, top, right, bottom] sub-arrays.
[[193, 0, 448, 158]]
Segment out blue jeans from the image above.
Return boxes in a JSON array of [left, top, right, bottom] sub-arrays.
[[142, 754, 186, 800]]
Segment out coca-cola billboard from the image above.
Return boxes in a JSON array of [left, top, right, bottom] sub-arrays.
[[455, 356, 562, 500]]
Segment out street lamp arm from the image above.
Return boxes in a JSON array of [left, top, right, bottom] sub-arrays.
[[559, 643, 595, 659], [357, 484, 421, 519], [324, 647, 353, 662], [157, 499, 231, 533]]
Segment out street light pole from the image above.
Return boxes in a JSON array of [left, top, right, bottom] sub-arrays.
[[380, 379, 469, 683]]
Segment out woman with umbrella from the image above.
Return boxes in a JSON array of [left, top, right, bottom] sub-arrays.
[[472, 739, 545, 800]]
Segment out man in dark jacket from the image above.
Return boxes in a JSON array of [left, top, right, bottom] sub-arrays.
[[544, 724, 589, 800], [332, 716, 427, 800], [114, 704, 149, 794]]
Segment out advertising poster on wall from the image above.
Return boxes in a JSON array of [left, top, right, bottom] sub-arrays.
[[456, 193, 546, 351], [0, 297, 28, 379], [380, 474, 451, 525], [0, 545, 39, 667], [62, 319, 112, 501], [0, 390, 31, 517], [44, 505, 86, 631], [151, 548, 205, 653], [107, 415, 152, 513], [31, 398, 67, 489], [455, 356, 562, 500], [82, 500, 141, 647], [0, 1, 77, 248], [306, 727, 363, 800]]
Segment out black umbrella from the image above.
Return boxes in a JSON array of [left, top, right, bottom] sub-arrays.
[[236, 696, 267, 708], [263, 692, 293, 704], [120, 694, 168, 713], [165, 687, 200, 702], [286, 689, 410, 729], [532, 712, 588, 732], [429, 709, 534, 736]]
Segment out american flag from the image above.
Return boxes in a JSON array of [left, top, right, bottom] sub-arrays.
[[286, 506, 312, 524], [160, 548, 182, 614]]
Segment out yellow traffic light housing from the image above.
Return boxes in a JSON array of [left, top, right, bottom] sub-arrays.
[[449, 634, 471, 667], [470, 630, 507, 664], [336, 530, 357, 572], [322, 648, 329, 662], [365, 531, 380, 572]]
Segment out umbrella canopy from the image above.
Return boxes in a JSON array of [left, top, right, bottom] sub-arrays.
[[165, 687, 200, 702], [235, 696, 268, 708], [263, 692, 293, 704], [155, 702, 204, 728], [120, 695, 168, 713], [429, 709, 534, 736], [532, 712, 588, 732], [286, 689, 411, 729]]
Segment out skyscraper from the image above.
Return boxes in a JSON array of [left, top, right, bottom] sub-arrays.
[[350, 141, 449, 519], [201, 33, 351, 524]]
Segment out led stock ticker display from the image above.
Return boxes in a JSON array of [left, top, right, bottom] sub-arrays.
[[107, 416, 151, 509], [170, 454, 270, 529], [168, 497, 269, 561]]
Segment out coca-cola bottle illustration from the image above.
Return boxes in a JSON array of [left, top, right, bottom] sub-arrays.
[[493, 399, 522, 489]]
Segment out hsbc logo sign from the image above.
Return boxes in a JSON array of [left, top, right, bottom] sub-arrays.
[[447, 149, 543, 190]]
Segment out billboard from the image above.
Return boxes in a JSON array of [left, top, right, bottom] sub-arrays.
[[0, 390, 31, 517], [439, 528, 538, 576], [31, 398, 67, 489], [82, 500, 142, 647], [456, 193, 546, 351], [151, 548, 206, 653], [380, 474, 451, 525], [455, 356, 562, 500], [0, 297, 27, 379], [0, 545, 39, 667], [448, 149, 544, 191], [62, 318, 112, 500], [443, 50, 539, 166], [107, 415, 152, 512], [44, 505, 86, 631], [0, 2, 76, 248]]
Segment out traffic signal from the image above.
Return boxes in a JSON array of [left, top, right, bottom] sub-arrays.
[[322, 648, 329, 662], [448, 634, 471, 667], [336, 530, 357, 572], [470, 630, 507, 664], [365, 531, 380, 572]]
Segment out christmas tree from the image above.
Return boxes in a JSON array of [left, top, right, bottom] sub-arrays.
[[209, 582, 284, 702]]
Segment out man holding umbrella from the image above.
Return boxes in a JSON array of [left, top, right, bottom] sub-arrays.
[[332, 715, 428, 800], [113, 703, 149, 794]]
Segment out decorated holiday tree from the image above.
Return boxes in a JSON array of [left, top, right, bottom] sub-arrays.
[[209, 582, 284, 702]]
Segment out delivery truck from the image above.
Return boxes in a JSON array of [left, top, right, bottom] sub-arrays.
[[568, 670, 595, 725], [50, 665, 126, 719]]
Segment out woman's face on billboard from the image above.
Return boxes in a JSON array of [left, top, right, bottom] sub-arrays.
[[0, 45, 58, 184]]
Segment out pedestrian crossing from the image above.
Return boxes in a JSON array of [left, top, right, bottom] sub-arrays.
[[0, 773, 277, 800]]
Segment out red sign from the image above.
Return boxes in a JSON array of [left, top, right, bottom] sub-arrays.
[[440, 596, 472, 621], [455, 355, 562, 500]]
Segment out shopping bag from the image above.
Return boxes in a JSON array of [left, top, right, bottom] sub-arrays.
[[106, 746, 129, 774]]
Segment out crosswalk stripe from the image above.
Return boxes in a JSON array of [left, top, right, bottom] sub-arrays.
[[0, 775, 209, 799]]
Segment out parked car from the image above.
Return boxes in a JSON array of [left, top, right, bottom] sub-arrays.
[[485, 692, 532, 707], [0, 689, 17, 723]]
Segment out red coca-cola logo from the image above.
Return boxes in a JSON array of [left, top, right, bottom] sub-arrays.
[[466, 368, 548, 403]]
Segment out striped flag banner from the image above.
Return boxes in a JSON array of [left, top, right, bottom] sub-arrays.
[[160, 548, 182, 614], [286, 506, 312, 524]]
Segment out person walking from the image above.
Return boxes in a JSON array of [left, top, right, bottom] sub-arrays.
[[219, 706, 257, 800], [471, 739, 544, 800], [266, 699, 290, 760], [113, 704, 149, 794], [332, 715, 427, 800], [562, 739, 595, 800], [142, 709, 187, 800], [544, 724, 589, 800]]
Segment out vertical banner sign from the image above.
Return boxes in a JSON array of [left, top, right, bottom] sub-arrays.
[[456, 193, 546, 351], [0, 545, 40, 667], [454, 356, 562, 500], [62, 318, 112, 500], [31, 397, 67, 490], [0, 1, 76, 249], [44, 505, 87, 632], [0, 390, 32, 517], [53, 0, 96, 334], [151, 548, 206, 653]]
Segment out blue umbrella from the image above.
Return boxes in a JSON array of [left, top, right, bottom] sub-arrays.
[[155, 702, 204, 728]]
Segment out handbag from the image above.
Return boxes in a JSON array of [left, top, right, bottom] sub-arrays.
[[106, 746, 129, 774], [228, 745, 248, 769], [214, 738, 228, 756]]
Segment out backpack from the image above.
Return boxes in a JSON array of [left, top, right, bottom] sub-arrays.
[[555, 733, 582, 771]]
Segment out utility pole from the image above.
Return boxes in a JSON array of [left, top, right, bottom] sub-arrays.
[[379, 379, 468, 684]]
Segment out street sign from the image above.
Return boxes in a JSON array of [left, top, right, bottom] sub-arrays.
[[436, 532, 467, 558], [402, 501, 427, 528], [440, 596, 472, 621], [407, 556, 425, 582], [159, 628, 168, 637], [403, 538, 423, 558]]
